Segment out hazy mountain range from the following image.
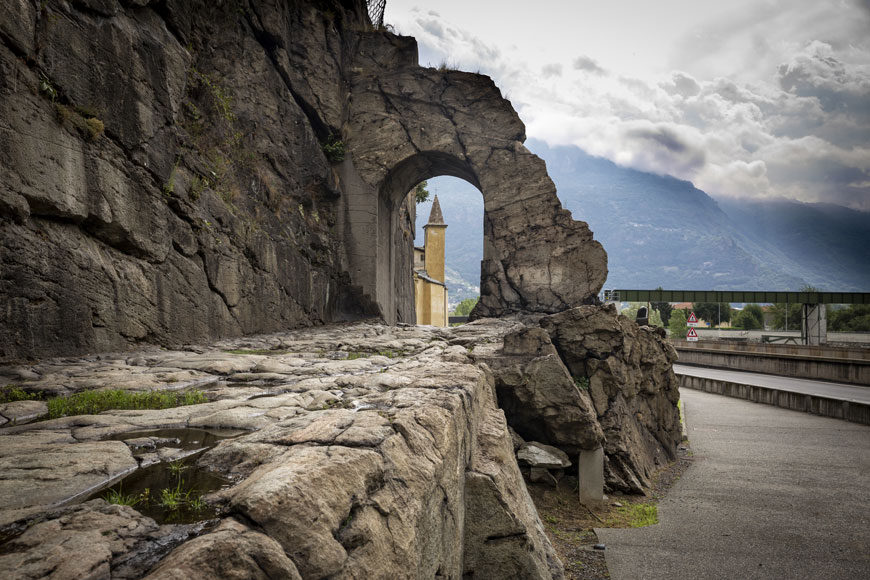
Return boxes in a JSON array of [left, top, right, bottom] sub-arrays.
[[415, 139, 870, 304]]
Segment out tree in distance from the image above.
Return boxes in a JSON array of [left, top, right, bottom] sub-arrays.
[[651, 287, 673, 326], [770, 302, 802, 330], [668, 309, 688, 338], [452, 297, 478, 317], [620, 303, 664, 326], [733, 304, 764, 330], [828, 304, 870, 332], [692, 302, 731, 327]]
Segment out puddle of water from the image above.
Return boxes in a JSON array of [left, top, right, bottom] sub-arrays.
[[93, 428, 245, 524]]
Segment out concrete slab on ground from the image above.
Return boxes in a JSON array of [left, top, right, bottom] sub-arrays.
[[596, 389, 870, 580]]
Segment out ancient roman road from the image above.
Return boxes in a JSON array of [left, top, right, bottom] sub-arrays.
[[673, 364, 870, 404], [596, 389, 870, 580]]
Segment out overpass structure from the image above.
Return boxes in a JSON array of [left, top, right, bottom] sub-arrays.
[[603, 289, 870, 346]]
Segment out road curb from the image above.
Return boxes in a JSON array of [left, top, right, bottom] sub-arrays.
[[677, 374, 870, 425]]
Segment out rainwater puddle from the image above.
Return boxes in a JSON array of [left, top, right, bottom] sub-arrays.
[[92, 427, 246, 524]]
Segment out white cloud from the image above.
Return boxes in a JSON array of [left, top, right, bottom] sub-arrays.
[[573, 56, 606, 75], [388, 3, 870, 210], [541, 63, 562, 78]]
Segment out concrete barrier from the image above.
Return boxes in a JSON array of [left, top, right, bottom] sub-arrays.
[[677, 374, 870, 425], [673, 341, 870, 385]]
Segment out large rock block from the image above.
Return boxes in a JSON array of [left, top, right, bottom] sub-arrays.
[[541, 305, 682, 492]]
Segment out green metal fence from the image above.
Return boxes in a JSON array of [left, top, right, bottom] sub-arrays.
[[603, 290, 870, 305]]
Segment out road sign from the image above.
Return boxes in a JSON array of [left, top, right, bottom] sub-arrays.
[[687, 312, 699, 327], [687, 327, 699, 341]]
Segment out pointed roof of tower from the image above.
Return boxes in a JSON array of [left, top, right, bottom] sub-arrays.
[[426, 195, 446, 226]]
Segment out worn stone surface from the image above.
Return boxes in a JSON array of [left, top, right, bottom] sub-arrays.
[[143, 518, 302, 580], [0, 0, 380, 362], [0, 321, 566, 579], [487, 327, 606, 454], [0, 500, 200, 580]]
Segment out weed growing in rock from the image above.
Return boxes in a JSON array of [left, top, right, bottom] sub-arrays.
[[189, 495, 208, 512], [103, 486, 142, 507], [321, 134, 346, 163], [574, 377, 590, 391], [46, 389, 208, 419], [38, 72, 57, 102], [168, 459, 189, 477], [85, 117, 104, 141], [159, 480, 188, 510], [0, 385, 40, 404]]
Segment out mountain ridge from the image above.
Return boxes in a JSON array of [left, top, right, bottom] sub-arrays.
[[417, 140, 870, 301]]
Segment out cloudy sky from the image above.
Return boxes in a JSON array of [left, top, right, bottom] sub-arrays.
[[385, 0, 870, 210]]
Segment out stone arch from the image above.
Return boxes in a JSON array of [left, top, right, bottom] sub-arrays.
[[339, 35, 607, 323]]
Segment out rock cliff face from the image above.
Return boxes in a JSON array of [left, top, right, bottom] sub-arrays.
[[0, 0, 607, 361], [1, 0, 374, 361]]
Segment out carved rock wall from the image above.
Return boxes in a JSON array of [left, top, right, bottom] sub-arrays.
[[0, 0, 380, 361], [345, 61, 608, 321]]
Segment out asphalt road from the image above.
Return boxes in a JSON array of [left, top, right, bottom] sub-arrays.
[[673, 364, 870, 404], [596, 389, 870, 580]]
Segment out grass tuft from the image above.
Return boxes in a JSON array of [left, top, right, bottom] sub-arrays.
[[610, 503, 659, 528], [103, 486, 141, 507], [46, 389, 207, 419], [0, 385, 41, 404]]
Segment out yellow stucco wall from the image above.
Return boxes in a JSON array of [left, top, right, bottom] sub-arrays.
[[414, 273, 447, 327], [423, 224, 446, 283]]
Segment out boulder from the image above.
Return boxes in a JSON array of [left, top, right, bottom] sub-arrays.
[[518, 442, 572, 469]]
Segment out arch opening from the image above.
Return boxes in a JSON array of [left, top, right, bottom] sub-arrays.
[[377, 152, 484, 325]]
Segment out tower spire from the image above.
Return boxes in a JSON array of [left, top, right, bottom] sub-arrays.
[[427, 195, 445, 225]]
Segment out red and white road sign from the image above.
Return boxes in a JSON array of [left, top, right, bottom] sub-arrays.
[[687, 312, 699, 327], [686, 327, 699, 341]]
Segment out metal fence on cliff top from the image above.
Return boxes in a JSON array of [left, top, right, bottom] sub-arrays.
[[367, 0, 386, 29]]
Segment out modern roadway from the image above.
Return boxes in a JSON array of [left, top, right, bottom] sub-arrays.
[[674, 364, 870, 404], [596, 389, 870, 579]]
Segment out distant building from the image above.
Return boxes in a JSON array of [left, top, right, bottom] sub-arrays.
[[414, 196, 448, 326]]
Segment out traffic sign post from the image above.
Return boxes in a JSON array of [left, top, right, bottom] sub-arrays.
[[686, 327, 699, 341], [687, 312, 699, 327]]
